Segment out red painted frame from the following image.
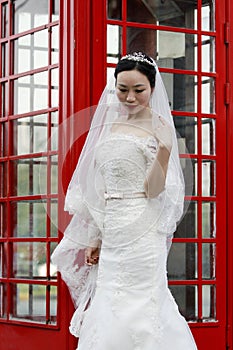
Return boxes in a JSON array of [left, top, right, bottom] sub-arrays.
[[190, 0, 228, 348], [0, 0, 76, 348]]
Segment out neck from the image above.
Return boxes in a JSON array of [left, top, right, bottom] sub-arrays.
[[127, 107, 152, 121]]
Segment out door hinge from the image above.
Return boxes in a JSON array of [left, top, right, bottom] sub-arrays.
[[225, 83, 231, 105], [225, 22, 230, 45]]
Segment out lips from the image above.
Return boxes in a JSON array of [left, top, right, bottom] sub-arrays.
[[125, 104, 138, 108]]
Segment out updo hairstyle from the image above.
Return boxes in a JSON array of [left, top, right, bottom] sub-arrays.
[[114, 52, 156, 89]]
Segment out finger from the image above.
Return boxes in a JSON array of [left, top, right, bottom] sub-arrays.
[[85, 250, 92, 265], [86, 254, 99, 264], [85, 257, 93, 266]]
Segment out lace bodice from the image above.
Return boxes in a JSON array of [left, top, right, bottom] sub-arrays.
[[95, 133, 157, 194]]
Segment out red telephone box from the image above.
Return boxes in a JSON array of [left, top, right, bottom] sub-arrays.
[[0, 0, 232, 349]]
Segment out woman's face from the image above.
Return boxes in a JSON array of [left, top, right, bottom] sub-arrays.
[[116, 69, 152, 116]]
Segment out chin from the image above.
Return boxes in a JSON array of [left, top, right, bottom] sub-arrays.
[[126, 106, 144, 115]]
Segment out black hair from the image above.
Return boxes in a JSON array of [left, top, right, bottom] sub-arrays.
[[114, 52, 156, 88]]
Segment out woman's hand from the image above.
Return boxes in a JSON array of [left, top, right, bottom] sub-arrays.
[[153, 116, 173, 152], [85, 246, 100, 266]]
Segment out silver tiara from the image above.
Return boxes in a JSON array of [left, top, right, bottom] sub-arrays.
[[120, 52, 157, 68]]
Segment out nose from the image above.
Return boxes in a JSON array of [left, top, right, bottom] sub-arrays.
[[126, 91, 136, 102]]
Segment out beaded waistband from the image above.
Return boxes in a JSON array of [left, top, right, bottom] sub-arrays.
[[104, 191, 146, 200]]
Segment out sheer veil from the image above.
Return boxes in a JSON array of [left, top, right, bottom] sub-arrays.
[[51, 56, 186, 336]]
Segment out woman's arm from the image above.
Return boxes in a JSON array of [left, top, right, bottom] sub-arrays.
[[144, 117, 172, 198], [144, 143, 171, 198]]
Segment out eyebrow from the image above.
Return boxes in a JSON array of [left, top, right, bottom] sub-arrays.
[[117, 83, 146, 87]]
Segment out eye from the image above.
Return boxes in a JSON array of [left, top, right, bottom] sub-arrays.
[[118, 88, 128, 93], [135, 89, 145, 93]]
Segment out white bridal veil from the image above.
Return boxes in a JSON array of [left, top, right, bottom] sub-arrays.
[[51, 54, 186, 336]]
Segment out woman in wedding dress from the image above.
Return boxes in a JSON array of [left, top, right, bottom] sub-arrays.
[[51, 52, 198, 349]]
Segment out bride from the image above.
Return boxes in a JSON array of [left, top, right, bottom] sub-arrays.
[[52, 52, 198, 349]]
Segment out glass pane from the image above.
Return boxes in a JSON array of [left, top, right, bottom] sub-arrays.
[[108, 0, 122, 20], [14, 115, 48, 155], [52, 0, 59, 22], [179, 155, 194, 198], [0, 283, 7, 319], [13, 74, 30, 114], [174, 116, 198, 155], [34, 71, 48, 109], [14, 157, 47, 196], [160, 72, 197, 112], [202, 285, 216, 320], [14, 72, 48, 115], [50, 286, 57, 324], [202, 243, 216, 279], [202, 160, 215, 196], [13, 0, 48, 34], [51, 25, 59, 64], [202, 36, 215, 72], [202, 1, 215, 32], [1, 42, 8, 77], [1, 2, 8, 38], [50, 201, 58, 237], [13, 242, 47, 278], [14, 36, 31, 73], [126, 27, 157, 59], [202, 118, 215, 155], [0, 163, 7, 197], [1, 82, 8, 118], [51, 111, 58, 151], [201, 76, 215, 114], [107, 67, 115, 83], [0, 203, 7, 236], [51, 68, 59, 107], [127, 0, 197, 29], [0, 242, 7, 277], [175, 201, 197, 239], [202, 202, 216, 238], [50, 242, 58, 276], [169, 285, 197, 321], [127, 0, 156, 24], [158, 32, 197, 72], [34, 29, 48, 68], [13, 201, 47, 238], [51, 155, 58, 193], [33, 116, 48, 153], [107, 25, 122, 64], [11, 283, 47, 323], [167, 243, 198, 280], [183, 158, 197, 197]]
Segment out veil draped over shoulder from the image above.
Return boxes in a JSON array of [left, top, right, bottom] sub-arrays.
[[51, 59, 186, 336]]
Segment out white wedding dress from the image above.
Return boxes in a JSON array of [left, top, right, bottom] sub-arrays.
[[74, 132, 197, 350]]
